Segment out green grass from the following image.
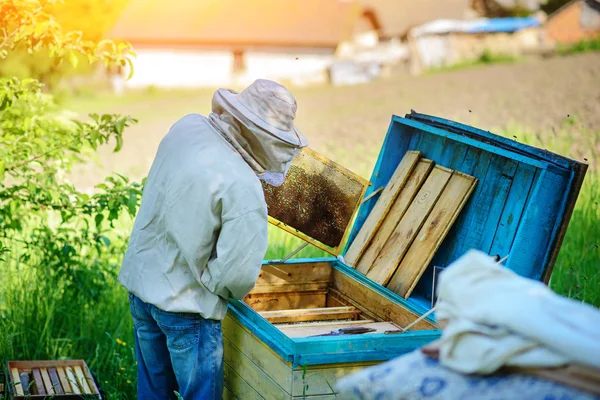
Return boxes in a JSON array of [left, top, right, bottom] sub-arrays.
[[557, 36, 600, 56], [1, 117, 598, 399], [427, 49, 521, 74]]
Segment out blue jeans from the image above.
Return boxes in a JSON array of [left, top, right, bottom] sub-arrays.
[[128, 293, 224, 399]]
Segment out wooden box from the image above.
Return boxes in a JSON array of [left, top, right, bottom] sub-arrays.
[[223, 112, 587, 399], [7, 360, 101, 399]]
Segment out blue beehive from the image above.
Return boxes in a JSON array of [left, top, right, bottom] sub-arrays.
[[222, 112, 587, 400]]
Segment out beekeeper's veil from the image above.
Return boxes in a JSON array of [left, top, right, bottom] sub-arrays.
[[208, 79, 308, 186]]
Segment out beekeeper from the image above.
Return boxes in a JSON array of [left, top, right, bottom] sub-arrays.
[[118, 79, 308, 400]]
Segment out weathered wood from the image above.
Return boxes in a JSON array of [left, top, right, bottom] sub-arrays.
[[259, 307, 361, 324], [223, 313, 293, 393], [11, 368, 24, 396], [223, 338, 291, 399], [224, 362, 265, 400], [489, 163, 537, 259], [65, 367, 81, 394], [331, 269, 436, 330], [277, 321, 399, 338], [250, 282, 328, 294], [255, 263, 332, 286], [356, 159, 434, 274], [367, 166, 453, 285], [74, 365, 92, 394], [345, 151, 422, 267], [19, 372, 30, 395], [387, 171, 477, 298], [56, 367, 71, 394], [244, 290, 327, 312], [291, 363, 378, 397], [274, 319, 375, 330], [48, 367, 64, 395], [32, 368, 46, 396], [40, 367, 55, 395]]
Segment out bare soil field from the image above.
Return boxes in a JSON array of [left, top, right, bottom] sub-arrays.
[[68, 52, 600, 188]]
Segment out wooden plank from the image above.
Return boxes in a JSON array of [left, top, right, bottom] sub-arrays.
[[32, 368, 46, 396], [40, 367, 55, 395], [367, 166, 453, 285], [345, 150, 422, 266], [437, 147, 492, 267], [292, 363, 377, 397], [274, 319, 375, 330], [81, 364, 100, 395], [331, 270, 436, 330], [223, 313, 294, 393], [10, 368, 24, 396], [244, 290, 327, 312], [223, 337, 291, 399], [277, 321, 399, 338], [74, 365, 92, 394], [489, 163, 537, 260], [259, 307, 361, 324], [356, 159, 434, 274], [223, 385, 239, 400], [479, 159, 518, 254], [224, 362, 265, 400], [48, 367, 64, 395], [56, 367, 71, 394], [250, 282, 328, 294], [66, 367, 81, 394], [255, 263, 332, 286], [387, 171, 477, 298]]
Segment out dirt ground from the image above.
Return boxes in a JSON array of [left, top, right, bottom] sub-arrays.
[[69, 52, 600, 189]]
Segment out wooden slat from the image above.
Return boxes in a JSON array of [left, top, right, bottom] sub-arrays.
[[345, 151, 422, 266], [32, 368, 46, 396], [40, 367, 55, 395], [48, 367, 64, 395], [367, 166, 453, 285], [356, 159, 434, 274], [244, 290, 327, 312], [259, 307, 360, 324], [223, 338, 291, 399], [224, 362, 265, 400], [56, 367, 71, 394], [387, 171, 477, 298], [274, 319, 375, 330], [223, 314, 294, 393], [74, 365, 92, 394], [277, 321, 399, 338], [255, 263, 332, 286], [291, 363, 377, 397], [66, 367, 81, 394], [250, 282, 328, 294], [331, 270, 436, 330], [488, 163, 537, 258], [10, 368, 24, 396]]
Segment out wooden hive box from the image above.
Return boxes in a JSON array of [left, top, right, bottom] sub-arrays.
[[222, 112, 587, 400], [7, 360, 101, 399]]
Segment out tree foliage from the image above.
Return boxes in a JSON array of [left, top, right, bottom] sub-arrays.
[[0, 0, 141, 299]]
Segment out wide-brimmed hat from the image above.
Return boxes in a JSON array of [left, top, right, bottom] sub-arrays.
[[215, 79, 308, 148]]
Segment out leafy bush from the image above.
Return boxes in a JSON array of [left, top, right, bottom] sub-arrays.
[[1, 2, 142, 397]]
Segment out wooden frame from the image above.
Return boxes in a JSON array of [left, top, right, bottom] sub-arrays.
[[7, 360, 100, 399], [265, 147, 370, 256]]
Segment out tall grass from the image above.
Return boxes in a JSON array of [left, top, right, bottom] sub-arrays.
[[1, 119, 598, 399]]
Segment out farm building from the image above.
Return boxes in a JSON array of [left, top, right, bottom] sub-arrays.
[[544, 0, 600, 43], [107, 0, 363, 89], [406, 17, 543, 74]]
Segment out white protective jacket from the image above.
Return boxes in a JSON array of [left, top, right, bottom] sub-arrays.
[[118, 113, 269, 320]]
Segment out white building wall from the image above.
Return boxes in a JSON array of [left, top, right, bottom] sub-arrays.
[[124, 49, 234, 88], [121, 48, 334, 89]]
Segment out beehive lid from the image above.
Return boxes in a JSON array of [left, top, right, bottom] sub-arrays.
[[342, 111, 587, 306], [262, 147, 369, 255]]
